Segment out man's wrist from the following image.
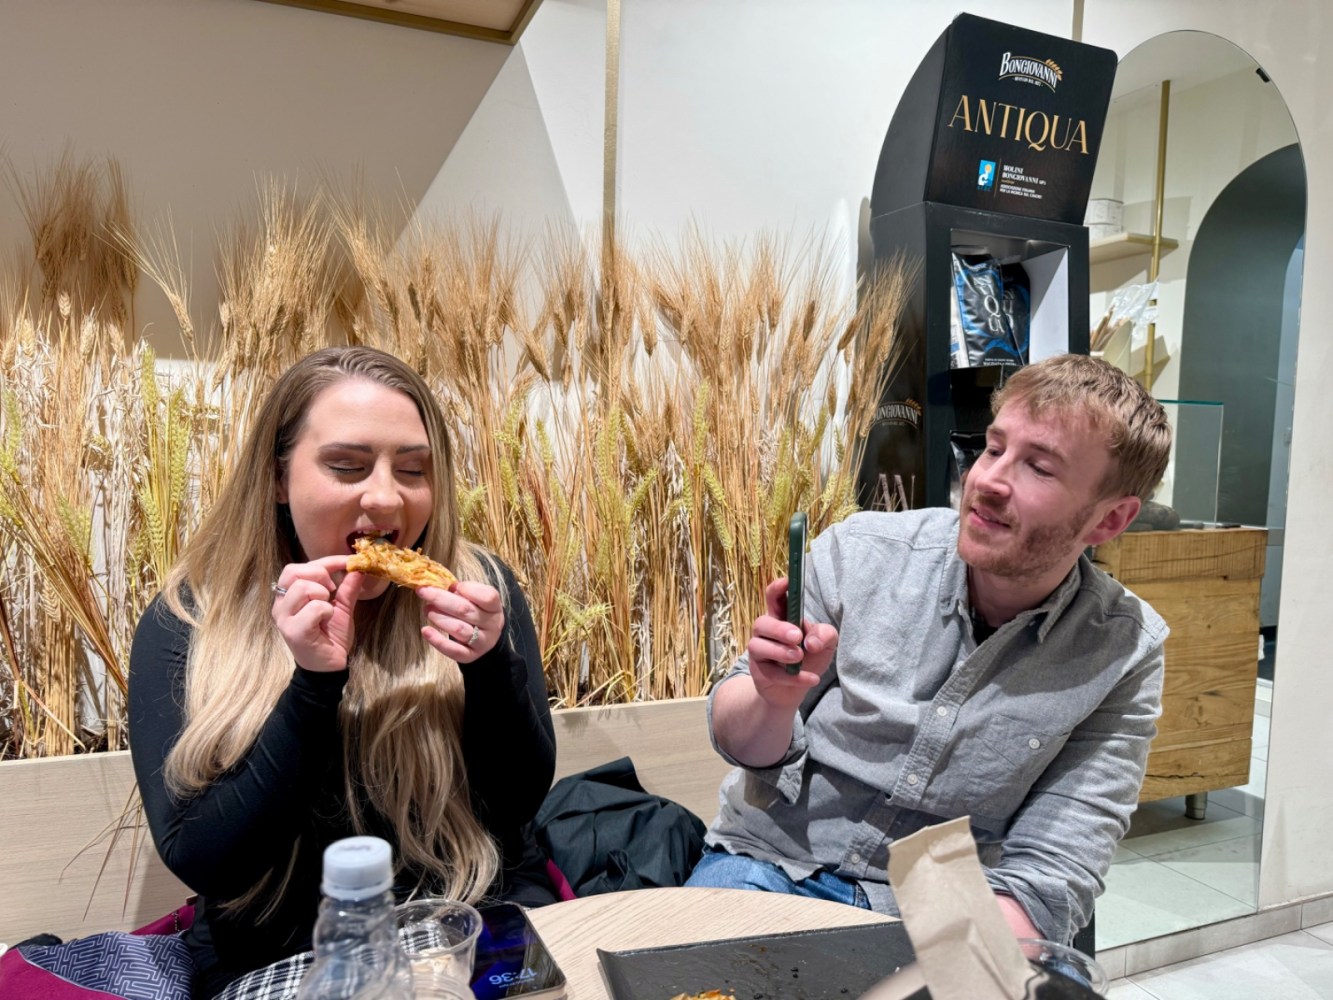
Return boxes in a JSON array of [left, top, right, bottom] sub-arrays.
[[994, 892, 1041, 939], [714, 673, 799, 767]]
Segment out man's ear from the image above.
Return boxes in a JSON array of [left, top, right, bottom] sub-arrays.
[[1083, 496, 1141, 547]]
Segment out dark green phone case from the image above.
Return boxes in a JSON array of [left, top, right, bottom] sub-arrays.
[[786, 512, 808, 674]]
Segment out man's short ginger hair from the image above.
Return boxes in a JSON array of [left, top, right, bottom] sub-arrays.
[[991, 354, 1172, 501]]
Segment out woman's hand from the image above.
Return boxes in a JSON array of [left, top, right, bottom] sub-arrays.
[[271, 555, 366, 673], [419, 580, 505, 664]]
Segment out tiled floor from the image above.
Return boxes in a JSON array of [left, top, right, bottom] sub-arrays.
[[1107, 923, 1333, 998], [1098, 682, 1271, 950]]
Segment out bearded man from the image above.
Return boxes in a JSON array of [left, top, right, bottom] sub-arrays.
[[686, 353, 1172, 947]]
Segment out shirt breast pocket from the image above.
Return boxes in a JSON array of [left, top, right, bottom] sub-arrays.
[[963, 713, 1072, 824]]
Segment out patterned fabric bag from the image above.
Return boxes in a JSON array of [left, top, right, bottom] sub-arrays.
[[212, 952, 312, 1000], [0, 905, 194, 1000], [212, 918, 450, 1000]]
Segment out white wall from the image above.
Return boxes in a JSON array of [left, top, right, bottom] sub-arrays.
[[617, 0, 1074, 252], [0, 0, 509, 351], [413, 0, 607, 238]]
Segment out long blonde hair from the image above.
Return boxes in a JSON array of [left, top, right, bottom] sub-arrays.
[[161, 347, 500, 911]]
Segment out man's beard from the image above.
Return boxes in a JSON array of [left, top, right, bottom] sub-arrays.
[[961, 492, 1097, 583]]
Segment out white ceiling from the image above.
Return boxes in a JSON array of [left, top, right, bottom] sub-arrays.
[[260, 0, 542, 44]]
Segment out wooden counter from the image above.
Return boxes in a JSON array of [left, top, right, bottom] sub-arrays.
[[1093, 527, 1267, 803]]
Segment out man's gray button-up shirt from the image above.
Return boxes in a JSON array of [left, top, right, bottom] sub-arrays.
[[703, 508, 1167, 944]]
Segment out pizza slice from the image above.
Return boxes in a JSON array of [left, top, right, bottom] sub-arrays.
[[347, 536, 457, 590]]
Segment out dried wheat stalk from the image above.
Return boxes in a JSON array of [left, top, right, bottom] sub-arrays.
[[2, 163, 909, 757]]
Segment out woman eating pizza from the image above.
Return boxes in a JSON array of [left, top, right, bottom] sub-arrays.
[[128, 346, 556, 997]]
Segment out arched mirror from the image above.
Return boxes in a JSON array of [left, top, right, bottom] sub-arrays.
[[1086, 31, 1304, 950]]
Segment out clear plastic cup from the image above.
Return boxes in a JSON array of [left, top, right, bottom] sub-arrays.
[[1017, 938, 1109, 996], [394, 898, 482, 998]]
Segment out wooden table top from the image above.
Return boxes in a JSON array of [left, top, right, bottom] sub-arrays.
[[525, 887, 897, 1000]]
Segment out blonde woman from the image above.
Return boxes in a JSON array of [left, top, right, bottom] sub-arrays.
[[129, 347, 556, 997]]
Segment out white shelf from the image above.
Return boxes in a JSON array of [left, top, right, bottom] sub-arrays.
[[1089, 232, 1179, 266]]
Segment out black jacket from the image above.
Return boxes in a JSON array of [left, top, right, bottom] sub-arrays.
[[535, 757, 705, 896]]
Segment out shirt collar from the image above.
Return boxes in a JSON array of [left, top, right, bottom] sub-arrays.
[[1033, 557, 1085, 642]]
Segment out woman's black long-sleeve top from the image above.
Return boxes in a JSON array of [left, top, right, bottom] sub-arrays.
[[128, 560, 556, 997]]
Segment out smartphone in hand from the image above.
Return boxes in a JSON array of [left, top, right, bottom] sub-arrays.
[[785, 511, 808, 675]]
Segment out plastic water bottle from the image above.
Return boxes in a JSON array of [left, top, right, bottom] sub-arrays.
[[297, 836, 411, 1000]]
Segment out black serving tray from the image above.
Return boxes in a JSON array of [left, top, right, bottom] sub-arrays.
[[596, 922, 1101, 1000], [597, 921, 925, 1000]]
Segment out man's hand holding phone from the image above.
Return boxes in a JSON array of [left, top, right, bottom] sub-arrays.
[[711, 513, 838, 768], [747, 576, 838, 711]]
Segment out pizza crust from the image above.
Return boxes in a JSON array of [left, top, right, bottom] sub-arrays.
[[346, 536, 457, 590]]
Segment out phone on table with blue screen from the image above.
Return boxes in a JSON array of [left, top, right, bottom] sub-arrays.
[[471, 902, 566, 1000], [785, 511, 808, 675]]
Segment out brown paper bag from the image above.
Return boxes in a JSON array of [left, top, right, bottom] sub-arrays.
[[862, 816, 1036, 1000]]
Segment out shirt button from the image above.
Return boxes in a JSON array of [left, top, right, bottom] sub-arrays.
[[906, 773, 919, 785], [936, 706, 948, 717], [849, 851, 862, 865], [1028, 738, 1041, 750]]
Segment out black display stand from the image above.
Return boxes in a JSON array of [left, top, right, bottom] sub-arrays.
[[859, 13, 1117, 510]]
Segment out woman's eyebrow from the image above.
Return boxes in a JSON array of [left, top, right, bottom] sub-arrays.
[[316, 443, 430, 454]]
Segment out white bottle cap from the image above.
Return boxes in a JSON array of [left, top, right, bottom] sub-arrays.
[[321, 836, 394, 900]]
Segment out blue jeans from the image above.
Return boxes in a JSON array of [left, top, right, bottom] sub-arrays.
[[685, 848, 871, 909]]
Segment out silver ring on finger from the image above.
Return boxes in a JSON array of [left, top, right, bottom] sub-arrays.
[[466, 624, 480, 648], [271, 582, 288, 598]]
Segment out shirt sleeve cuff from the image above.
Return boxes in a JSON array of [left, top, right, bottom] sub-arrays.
[[758, 725, 809, 805], [984, 871, 1067, 944], [291, 664, 351, 702], [706, 694, 809, 804]]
